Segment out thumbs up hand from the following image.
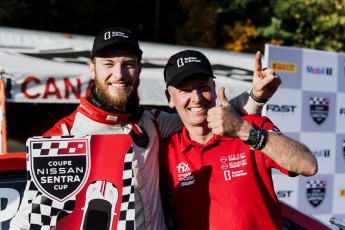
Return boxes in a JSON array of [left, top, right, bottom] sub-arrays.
[[207, 87, 244, 138]]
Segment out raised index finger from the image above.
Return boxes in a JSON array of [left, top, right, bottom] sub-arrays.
[[255, 51, 263, 73]]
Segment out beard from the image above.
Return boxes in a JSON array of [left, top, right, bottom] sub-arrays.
[[94, 76, 140, 111]]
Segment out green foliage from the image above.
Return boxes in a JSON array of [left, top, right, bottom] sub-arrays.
[[175, 0, 345, 52], [174, 0, 271, 51], [174, 0, 218, 48], [1, 0, 345, 52], [259, 0, 345, 52]]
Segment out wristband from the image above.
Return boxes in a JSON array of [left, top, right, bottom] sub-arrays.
[[243, 124, 268, 150], [250, 89, 269, 104]]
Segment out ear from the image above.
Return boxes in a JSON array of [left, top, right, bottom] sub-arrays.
[[165, 88, 175, 108], [89, 61, 96, 80]]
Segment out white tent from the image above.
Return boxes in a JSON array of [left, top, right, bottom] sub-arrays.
[[0, 26, 256, 106]]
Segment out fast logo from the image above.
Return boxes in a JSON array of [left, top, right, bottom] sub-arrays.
[[266, 104, 297, 114]]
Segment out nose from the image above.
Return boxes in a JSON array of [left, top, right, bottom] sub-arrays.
[[112, 63, 125, 80], [190, 89, 203, 102]]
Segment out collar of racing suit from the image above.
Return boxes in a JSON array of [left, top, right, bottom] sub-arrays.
[[79, 85, 148, 147]]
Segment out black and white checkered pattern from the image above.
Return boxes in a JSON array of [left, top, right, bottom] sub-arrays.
[[26, 173, 76, 229], [306, 180, 327, 188], [26, 135, 136, 229], [31, 138, 87, 156], [118, 146, 135, 229], [309, 97, 329, 105]]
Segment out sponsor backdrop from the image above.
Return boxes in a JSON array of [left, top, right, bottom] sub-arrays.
[[265, 44, 345, 226]]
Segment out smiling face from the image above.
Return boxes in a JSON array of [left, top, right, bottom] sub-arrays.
[[89, 47, 142, 111], [167, 75, 216, 129]]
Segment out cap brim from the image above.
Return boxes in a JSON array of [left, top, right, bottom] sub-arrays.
[[92, 41, 143, 58], [167, 69, 215, 87]]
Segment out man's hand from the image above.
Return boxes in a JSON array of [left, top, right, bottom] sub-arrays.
[[207, 87, 247, 138], [252, 51, 281, 100]]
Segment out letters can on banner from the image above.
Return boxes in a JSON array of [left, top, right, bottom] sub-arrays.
[[26, 134, 135, 230]]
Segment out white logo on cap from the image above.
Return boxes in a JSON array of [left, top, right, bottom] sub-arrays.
[[104, 31, 111, 40], [177, 58, 184, 67], [104, 31, 129, 40], [177, 56, 201, 68]]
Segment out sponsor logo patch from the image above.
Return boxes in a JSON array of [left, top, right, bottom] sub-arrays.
[[176, 162, 195, 186], [309, 97, 329, 125], [28, 138, 90, 202], [271, 61, 296, 73], [306, 180, 326, 208]]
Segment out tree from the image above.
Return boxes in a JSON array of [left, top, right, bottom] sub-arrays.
[[170, 0, 345, 53], [259, 0, 345, 52], [171, 0, 271, 52], [172, 0, 218, 48], [1, 0, 345, 52]]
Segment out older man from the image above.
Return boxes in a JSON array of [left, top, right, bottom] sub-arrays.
[[160, 50, 317, 230]]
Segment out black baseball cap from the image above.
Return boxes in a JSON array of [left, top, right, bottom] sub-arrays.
[[164, 50, 215, 87], [91, 27, 143, 60]]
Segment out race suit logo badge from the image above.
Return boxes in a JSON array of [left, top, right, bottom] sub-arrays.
[[28, 137, 91, 202], [306, 180, 326, 207], [309, 97, 329, 125]]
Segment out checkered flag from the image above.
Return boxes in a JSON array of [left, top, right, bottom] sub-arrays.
[[26, 168, 76, 230], [27, 183, 75, 230], [118, 146, 135, 229], [306, 180, 327, 188], [31, 139, 87, 156], [309, 97, 329, 105]]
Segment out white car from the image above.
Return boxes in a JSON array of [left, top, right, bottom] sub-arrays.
[[80, 180, 119, 230]]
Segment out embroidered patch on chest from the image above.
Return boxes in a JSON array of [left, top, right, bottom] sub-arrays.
[[219, 152, 248, 181], [176, 162, 195, 186]]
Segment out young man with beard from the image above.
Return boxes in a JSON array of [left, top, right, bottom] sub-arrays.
[[159, 50, 318, 230], [10, 27, 281, 230]]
